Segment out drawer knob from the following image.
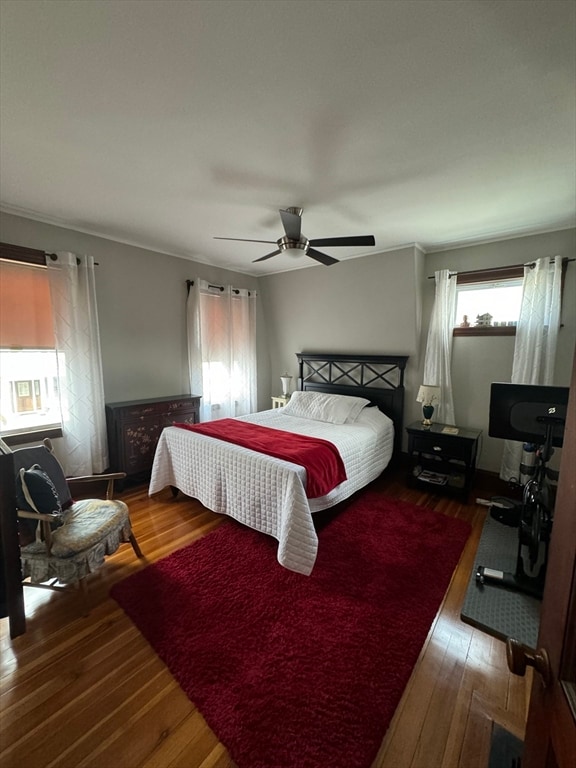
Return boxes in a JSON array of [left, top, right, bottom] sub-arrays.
[[433, 446, 442, 451]]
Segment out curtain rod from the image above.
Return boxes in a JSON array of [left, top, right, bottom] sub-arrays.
[[0, 243, 99, 267], [427, 257, 574, 279], [46, 252, 99, 266], [186, 279, 254, 296]]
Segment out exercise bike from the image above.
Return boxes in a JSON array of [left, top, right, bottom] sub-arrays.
[[476, 416, 563, 600]]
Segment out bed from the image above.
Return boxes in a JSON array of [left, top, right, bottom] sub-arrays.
[[149, 353, 408, 574]]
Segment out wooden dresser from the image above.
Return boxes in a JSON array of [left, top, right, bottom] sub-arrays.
[[105, 395, 201, 482]]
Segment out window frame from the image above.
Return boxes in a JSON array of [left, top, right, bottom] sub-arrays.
[[0, 241, 63, 446], [453, 265, 523, 337]]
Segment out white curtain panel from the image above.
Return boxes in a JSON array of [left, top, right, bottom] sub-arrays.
[[187, 279, 257, 422], [47, 252, 108, 475], [500, 255, 563, 481], [423, 269, 457, 425]]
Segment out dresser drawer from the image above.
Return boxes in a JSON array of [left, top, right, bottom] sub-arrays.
[[118, 404, 160, 422], [163, 405, 199, 426], [163, 398, 200, 422]]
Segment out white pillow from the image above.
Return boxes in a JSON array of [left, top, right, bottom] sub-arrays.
[[281, 391, 370, 424]]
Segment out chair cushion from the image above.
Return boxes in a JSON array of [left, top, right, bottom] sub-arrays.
[[16, 465, 64, 545], [20, 499, 133, 584], [22, 498, 130, 558], [53, 499, 130, 557]]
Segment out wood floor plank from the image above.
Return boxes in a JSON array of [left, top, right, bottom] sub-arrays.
[[140, 709, 223, 768], [73, 680, 192, 768], [440, 680, 476, 768], [410, 627, 473, 767], [457, 702, 493, 768], [0, 466, 533, 768]]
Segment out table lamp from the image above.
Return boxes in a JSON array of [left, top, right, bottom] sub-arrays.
[[280, 373, 293, 397], [416, 385, 441, 427]]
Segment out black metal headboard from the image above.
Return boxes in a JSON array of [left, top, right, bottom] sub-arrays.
[[296, 353, 408, 456]]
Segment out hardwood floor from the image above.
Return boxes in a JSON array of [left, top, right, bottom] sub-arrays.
[[0, 467, 532, 768]]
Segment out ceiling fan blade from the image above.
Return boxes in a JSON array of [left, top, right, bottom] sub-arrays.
[[309, 235, 375, 247], [252, 249, 282, 263], [279, 208, 302, 240], [214, 237, 276, 244], [307, 248, 339, 266]]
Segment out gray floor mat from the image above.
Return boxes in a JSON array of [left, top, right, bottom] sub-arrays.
[[461, 514, 540, 647]]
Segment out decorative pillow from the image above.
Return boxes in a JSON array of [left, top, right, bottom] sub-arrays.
[[281, 391, 371, 425], [16, 464, 64, 545]]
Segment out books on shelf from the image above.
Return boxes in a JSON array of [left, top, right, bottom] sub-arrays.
[[416, 469, 448, 486]]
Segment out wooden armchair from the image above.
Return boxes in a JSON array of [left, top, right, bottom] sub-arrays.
[[12, 439, 143, 603]]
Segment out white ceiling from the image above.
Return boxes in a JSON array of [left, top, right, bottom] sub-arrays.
[[1, 0, 575, 276]]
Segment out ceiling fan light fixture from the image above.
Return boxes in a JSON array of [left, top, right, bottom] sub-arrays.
[[277, 235, 309, 254], [216, 207, 375, 266]]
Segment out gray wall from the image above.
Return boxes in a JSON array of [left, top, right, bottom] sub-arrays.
[[261, 229, 575, 472], [0, 212, 269, 407], [2, 211, 574, 472], [259, 244, 426, 396], [260, 229, 576, 472], [425, 229, 576, 472]]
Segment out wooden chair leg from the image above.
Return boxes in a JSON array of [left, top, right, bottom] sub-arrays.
[[129, 533, 143, 558]]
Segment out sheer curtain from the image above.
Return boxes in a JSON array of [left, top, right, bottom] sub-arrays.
[[187, 279, 257, 422], [500, 255, 563, 481], [46, 252, 108, 475], [422, 269, 457, 425]]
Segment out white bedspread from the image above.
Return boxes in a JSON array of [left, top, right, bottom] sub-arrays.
[[149, 407, 394, 575]]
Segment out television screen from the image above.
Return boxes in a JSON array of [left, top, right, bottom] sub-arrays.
[[489, 382, 569, 447]]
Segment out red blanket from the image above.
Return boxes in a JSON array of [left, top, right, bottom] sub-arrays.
[[174, 419, 347, 498]]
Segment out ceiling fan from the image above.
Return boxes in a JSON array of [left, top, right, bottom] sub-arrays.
[[214, 207, 376, 266]]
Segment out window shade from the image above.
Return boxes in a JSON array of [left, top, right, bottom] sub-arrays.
[[0, 260, 55, 348]]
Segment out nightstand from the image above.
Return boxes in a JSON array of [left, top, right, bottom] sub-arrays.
[[271, 395, 290, 409], [406, 421, 482, 499]]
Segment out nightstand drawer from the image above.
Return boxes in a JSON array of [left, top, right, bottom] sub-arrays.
[[410, 435, 472, 461]]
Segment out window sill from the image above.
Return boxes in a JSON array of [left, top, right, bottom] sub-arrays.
[[1, 427, 63, 447], [453, 326, 516, 337]]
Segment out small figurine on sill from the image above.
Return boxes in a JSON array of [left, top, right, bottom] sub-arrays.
[[475, 312, 493, 327], [460, 315, 470, 328]]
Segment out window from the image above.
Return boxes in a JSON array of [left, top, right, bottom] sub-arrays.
[[0, 243, 63, 443], [187, 280, 257, 422], [453, 266, 524, 336]]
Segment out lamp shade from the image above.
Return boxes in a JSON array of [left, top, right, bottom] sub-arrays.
[[280, 373, 293, 397], [416, 385, 441, 405]]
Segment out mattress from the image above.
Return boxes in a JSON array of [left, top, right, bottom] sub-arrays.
[[149, 406, 394, 575]]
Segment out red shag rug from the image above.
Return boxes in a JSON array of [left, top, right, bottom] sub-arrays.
[[111, 492, 471, 768]]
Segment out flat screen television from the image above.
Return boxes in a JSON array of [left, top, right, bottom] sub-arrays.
[[489, 382, 569, 447]]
